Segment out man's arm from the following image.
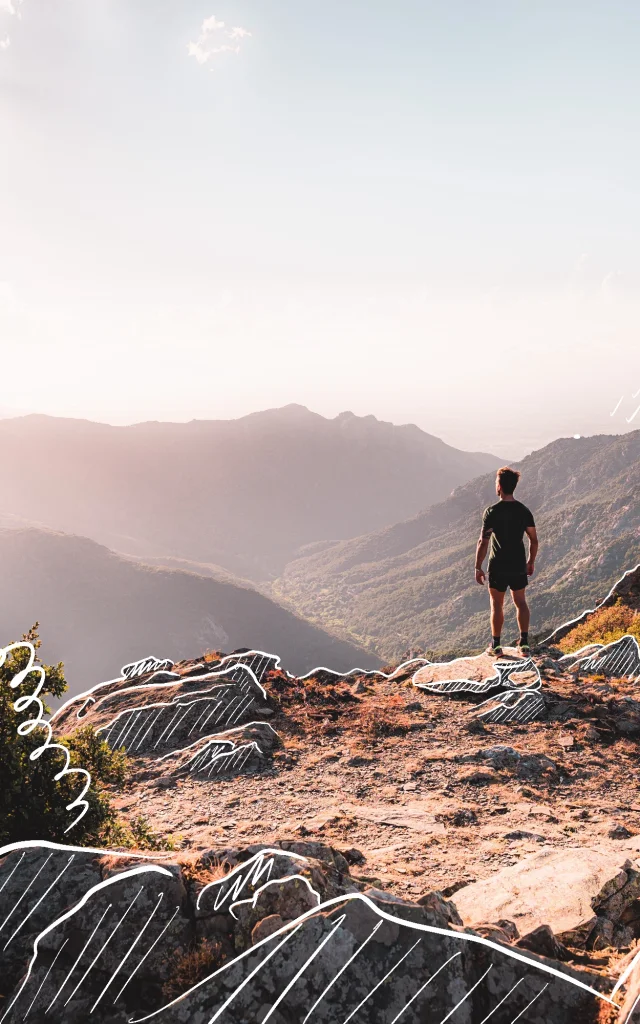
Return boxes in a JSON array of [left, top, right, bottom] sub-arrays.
[[475, 534, 490, 585], [526, 526, 538, 576]]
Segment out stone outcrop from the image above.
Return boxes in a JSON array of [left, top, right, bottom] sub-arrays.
[[453, 843, 640, 951], [0, 840, 619, 1023]]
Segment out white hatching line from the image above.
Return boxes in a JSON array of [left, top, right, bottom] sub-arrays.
[[155, 720, 276, 765], [63, 885, 146, 1006], [89, 891, 165, 1012], [131, 889, 615, 1024], [623, 988, 640, 1024], [391, 952, 463, 1024], [216, 694, 242, 725], [478, 978, 523, 1022], [611, 395, 624, 416], [303, 920, 383, 1023], [260, 914, 347, 1024], [113, 710, 143, 750], [229, 876, 321, 922], [436, 964, 492, 1024], [0, 853, 54, 935], [626, 403, 640, 423], [611, 943, 640, 1000], [133, 707, 166, 751], [189, 701, 221, 736], [198, 701, 225, 732], [4, 854, 75, 949], [204, 921, 306, 1024], [228, 694, 255, 726], [163, 705, 193, 744], [45, 905, 112, 1014], [112, 906, 180, 1003], [128, 709, 158, 751], [198, 851, 291, 913], [633, 386, 640, 399], [507, 982, 548, 1022], [153, 708, 182, 749], [22, 937, 69, 1021], [0, 851, 26, 894], [342, 938, 423, 1024], [51, 659, 245, 726]]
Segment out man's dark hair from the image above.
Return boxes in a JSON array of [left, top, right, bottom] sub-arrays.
[[496, 466, 521, 495]]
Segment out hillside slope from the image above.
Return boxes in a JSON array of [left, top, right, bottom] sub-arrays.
[[0, 527, 381, 695], [0, 407, 501, 579], [276, 431, 640, 658]]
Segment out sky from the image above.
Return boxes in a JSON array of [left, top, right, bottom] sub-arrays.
[[1, 0, 640, 457]]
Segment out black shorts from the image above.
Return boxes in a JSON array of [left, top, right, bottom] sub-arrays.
[[488, 571, 528, 593]]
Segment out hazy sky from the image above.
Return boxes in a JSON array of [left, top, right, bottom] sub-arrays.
[[1, 0, 639, 456]]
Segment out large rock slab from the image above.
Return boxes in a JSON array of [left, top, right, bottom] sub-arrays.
[[138, 888, 613, 1023], [453, 845, 640, 949]]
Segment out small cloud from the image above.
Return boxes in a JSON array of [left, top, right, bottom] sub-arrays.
[[187, 14, 252, 65], [0, 0, 22, 16], [0, 35, 9, 49]]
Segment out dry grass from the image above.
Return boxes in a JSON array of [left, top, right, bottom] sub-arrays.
[[203, 650, 223, 663], [162, 938, 223, 1000], [177, 851, 228, 885], [354, 695, 414, 740], [559, 600, 640, 653]]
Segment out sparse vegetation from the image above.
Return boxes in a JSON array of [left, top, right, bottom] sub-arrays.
[[161, 938, 224, 1000], [558, 600, 640, 653], [0, 625, 172, 850]]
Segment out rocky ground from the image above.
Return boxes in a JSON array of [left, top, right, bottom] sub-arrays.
[[27, 635, 640, 1022], [112, 651, 640, 906]]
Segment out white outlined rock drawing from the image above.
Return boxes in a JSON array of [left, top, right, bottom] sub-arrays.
[[134, 890, 615, 1024], [121, 656, 175, 680], [413, 655, 541, 695], [473, 688, 547, 725], [558, 635, 640, 682], [0, 841, 625, 1024]]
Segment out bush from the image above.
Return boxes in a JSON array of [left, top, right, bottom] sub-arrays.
[[0, 625, 168, 850], [162, 938, 223, 1000], [558, 600, 640, 653]]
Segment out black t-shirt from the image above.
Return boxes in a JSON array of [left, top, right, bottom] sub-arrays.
[[481, 500, 535, 575]]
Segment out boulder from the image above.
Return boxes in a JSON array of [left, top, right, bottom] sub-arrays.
[[452, 845, 640, 949]]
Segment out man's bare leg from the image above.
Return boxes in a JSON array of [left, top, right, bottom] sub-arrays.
[[511, 588, 530, 634], [489, 588, 505, 640]]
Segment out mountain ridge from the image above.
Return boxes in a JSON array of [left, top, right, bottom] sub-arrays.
[[0, 407, 502, 579], [276, 430, 640, 658], [0, 526, 381, 696]]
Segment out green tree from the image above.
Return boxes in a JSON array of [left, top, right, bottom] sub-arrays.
[[0, 625, 125, 845]]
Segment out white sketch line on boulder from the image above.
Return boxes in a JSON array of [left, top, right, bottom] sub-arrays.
[[0, 864, 173, 1023], [140, 890, 619, 1024], [228, 874, 321, 920]]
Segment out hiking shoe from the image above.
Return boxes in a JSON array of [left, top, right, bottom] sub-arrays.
[[485, 645, 503, 658], [518, 644, 531, 656]]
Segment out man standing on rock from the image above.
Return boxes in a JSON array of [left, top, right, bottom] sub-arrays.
[[474, 466, 538, 658]]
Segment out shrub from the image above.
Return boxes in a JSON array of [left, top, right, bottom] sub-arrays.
[[0, 625, 169, 850], [558, 600, 640, 653], [161, 938, 223, 1000]]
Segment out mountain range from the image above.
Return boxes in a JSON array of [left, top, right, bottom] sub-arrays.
[[0, 407, 501, 580], [275, 430, 640, 658], [0, 527, 381, 696]]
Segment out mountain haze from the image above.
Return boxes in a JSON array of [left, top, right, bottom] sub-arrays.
[[0, 408, 501, 579], [0, 527, 381, 696], [276, 431, 640, 658]]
